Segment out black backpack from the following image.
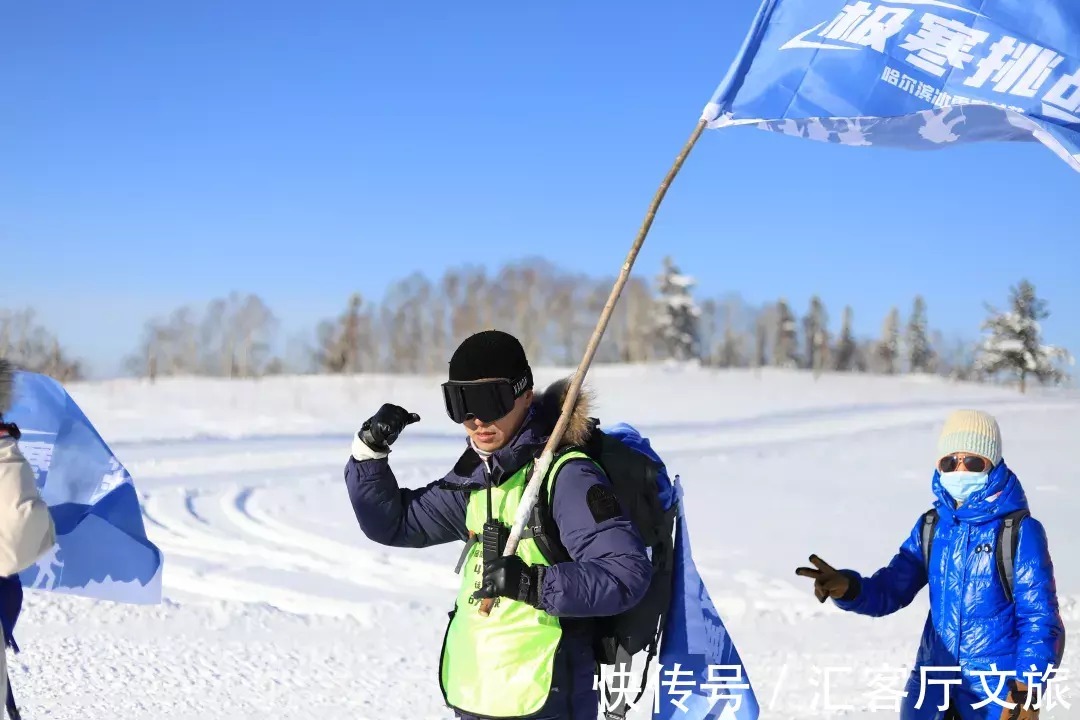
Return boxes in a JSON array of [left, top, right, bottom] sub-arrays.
[[529, 418, 678, 720], [920, 508, 1029, 602]]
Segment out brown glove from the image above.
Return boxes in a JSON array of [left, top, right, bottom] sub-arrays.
[[999, 681, 1039, 720], [795, 555, 853, 603]]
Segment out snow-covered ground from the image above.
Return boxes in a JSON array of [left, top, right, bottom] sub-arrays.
[[9, 365, 1079, 719]]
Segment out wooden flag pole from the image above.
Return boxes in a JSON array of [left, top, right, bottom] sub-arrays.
[[479, 118, 707, 617]]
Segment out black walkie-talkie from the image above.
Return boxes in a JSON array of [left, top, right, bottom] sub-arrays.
[[482, 486, 509, 569], [482, 519, 509, 568]]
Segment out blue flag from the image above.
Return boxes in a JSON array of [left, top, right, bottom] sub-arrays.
[[4, 370, 163, 605], [655, 477, 760, 720], [704, 0, 1080, 172]]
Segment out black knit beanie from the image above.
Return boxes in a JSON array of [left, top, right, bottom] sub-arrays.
[[448, 330, 533, 389]]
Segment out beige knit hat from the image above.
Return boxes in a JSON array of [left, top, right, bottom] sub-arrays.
[[937, 409, 1002, 468]]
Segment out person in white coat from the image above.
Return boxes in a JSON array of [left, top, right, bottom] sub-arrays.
[[0, 359, 57, 718]]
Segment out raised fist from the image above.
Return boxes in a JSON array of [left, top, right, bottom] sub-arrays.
[[360, 404, 420, 453]]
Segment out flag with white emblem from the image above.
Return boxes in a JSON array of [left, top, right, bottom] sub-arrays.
[[5, 370, 163, 604]]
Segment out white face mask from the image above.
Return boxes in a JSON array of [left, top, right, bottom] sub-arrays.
[[940, 471, 990, 504]]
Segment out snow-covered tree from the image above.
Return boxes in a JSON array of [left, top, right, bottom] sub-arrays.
[[834, 306, 858, 372], [906, 295, 935, 374], [772, 298, 799, 369], [315, 293, 375, 374], [698, 299, 720, 366], [941, 335, 979, 382], [875, 307, 901, 375], [717, 325, 744, 369], [974, 280, 1073, 393], [753, 317, 768, 373], [652, 256, 701, 362], [200, 292, 278, 378], [802, 296, 830, 378]]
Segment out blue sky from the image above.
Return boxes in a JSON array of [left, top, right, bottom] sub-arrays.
[[2, 0, 1076, 379]]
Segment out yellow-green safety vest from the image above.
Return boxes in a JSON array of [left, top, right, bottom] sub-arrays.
[[439, 449, 594, 718]]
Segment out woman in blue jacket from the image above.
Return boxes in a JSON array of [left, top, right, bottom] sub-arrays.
[[798, 409, 1065, 720]]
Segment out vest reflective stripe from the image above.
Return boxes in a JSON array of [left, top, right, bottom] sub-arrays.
[[439, 450, 592, 718]]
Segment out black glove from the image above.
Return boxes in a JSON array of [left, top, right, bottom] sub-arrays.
[[0, 420, 19, 440], [1002, 680, 1039, 720], [795, 554, 858, 603], [359, 404, 420, 453], [472, 554, 542, 607]]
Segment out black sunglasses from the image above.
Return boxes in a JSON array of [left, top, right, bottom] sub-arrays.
[[938, 455, 990, 474], [441, 375, 530, 424]]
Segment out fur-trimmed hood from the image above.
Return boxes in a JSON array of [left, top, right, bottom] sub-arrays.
[[532, 375, 595, 450], [0, 359, 12, 416]]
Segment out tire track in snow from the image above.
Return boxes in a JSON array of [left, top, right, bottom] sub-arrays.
[[143, 488, 387, 617], [653, 399, 1061, 457], [220, 485, 457, 592], [141, 479, 457, 621], [163, 565, 375, 623], [184, 490, 210, 525], [141, 487, 362, 582], [239, 485, 460, 585]]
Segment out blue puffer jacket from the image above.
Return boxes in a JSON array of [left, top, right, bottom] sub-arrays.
[[836, 460, 1066, 720]]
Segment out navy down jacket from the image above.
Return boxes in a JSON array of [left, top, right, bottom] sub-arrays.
[[836, 459, 1066, 720], [344, 380, 652, 720]]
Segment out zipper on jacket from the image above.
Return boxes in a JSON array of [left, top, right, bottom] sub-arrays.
[[955, 521, 971, 663]]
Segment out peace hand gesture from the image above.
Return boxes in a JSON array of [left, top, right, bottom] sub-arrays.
[[795, 554, 852, 603]]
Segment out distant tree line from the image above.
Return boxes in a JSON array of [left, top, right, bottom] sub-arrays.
[[1, 258, 1072, 394], [657, 261, 1071, 393], [0, 309, 84, 382]]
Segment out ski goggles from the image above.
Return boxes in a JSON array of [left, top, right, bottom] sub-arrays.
[[441, 374, 530, 424], [938, 454, 990, 473]]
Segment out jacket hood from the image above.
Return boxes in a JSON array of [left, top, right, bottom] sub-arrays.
[[932, 458, 1028, 525], [0, 359, 13, 416], [442, 375, 595, 489]]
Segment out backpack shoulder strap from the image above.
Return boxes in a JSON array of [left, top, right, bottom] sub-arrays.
[[920, 509, 939, 572], [997, 509, 1030, 604], [527, 447, 594, 566]]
